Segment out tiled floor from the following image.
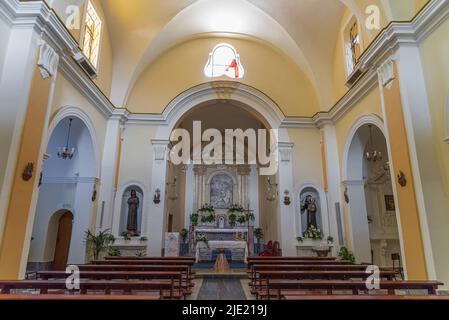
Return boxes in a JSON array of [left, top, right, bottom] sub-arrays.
[[196, 278, 247, 300]]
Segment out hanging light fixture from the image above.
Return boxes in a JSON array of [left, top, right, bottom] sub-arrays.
[[365, 124, 382, 162], [57, 118, 75, 160]]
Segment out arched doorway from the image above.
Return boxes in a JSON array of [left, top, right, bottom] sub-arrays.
[[343, 118, 402, 267], [53, 211, 74, 270], [27, 110, 97, 271]]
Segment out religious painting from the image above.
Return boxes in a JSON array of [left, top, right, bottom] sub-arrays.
[[210, 174, 234, 209], [385, 195, 395, 211]]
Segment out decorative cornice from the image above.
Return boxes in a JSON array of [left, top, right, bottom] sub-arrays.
[[2, 0, 448, 127], [0, 0, 114, 117]]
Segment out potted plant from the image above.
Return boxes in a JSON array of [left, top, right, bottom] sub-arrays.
[[108, 247, 121, 257], [190, 213, 199, 227], [136, 250, 146, 257], [296, 236, 304, 243], [338, 246, 356, 263], [180, 228, 189, 243], [139, 236, 148, 242], [327, 236, 334, 244], [254, 228, 263, 243], [227, 204, 244, 227], [85, 229, 115, 261], [121, 231, 132, 241]]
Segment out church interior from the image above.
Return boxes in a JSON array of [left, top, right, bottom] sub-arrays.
[[1, 0, 449, 303]]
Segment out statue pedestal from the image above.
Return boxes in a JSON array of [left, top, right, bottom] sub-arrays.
[[296, 241, 334, 257]]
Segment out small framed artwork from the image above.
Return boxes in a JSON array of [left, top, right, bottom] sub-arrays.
[[385, 195, 395, 211]]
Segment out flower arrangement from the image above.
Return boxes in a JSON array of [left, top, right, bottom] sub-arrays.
[[196, 233, 209, 248], [254, 228, 263, 241], [228, 204, 245, 213], [121, 231, 132, 241], [198, 204, 216, 224], [302, 226, 323, 240]]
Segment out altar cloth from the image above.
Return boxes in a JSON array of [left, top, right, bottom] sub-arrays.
[[195, 240, 248, 263]]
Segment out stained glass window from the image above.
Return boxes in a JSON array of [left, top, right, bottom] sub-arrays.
[[204, 43, 245, 79], [82, 1, 102, 69], [346, 21, 361, 74]]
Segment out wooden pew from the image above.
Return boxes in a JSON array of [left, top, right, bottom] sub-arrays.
[[248, 256, 337, 261], [76, 265, 194, 288], [0, 294, 161, 300], [258, 280, 443, 300], [248, 264, 393, 286], [0, 280, 179, 299], [251, 270, 397, 294], [37, 271, 189, 297], [105, 256, 195, 261]]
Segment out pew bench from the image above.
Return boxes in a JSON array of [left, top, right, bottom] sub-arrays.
[[0, 280, 180, 300], [0, 294, 161, 300], [283, 295, 449, 301], [256, 280, 443, 300]]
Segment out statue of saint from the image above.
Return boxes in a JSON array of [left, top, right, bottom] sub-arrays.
[[301, 195, 318, 229], [127, 190, 139, 235]]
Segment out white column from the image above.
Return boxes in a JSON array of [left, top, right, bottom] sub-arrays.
[[184, 164, 195, 229], [69, 179, 96, 264], [320, 123, 343, 249], [147, 139, 169, 256], [277, 142, 296, 256], [342, 180, 371, 263], [249, 165, 260, 227], [96, 109, 128, 232]]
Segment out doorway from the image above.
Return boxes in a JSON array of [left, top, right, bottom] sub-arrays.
[[53, 211, 73, 270]]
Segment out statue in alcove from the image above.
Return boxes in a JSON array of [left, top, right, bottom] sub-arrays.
[[301, 195, 318, 229], [127, 190, 140, 236]]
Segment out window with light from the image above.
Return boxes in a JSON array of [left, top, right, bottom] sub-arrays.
[[345, 21, 361, 75], [83, 1, 102, 69], [204, 43, 245, 79]]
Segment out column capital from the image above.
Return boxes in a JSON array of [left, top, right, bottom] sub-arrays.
[[193, 164, 208, 176], [278, 142, 294, 162], [151, 139, 170, 161], [110, 108, 130, 124], [237, 164, 251, 176], [377, 56, 397, 90], [37, 39, 59, 79]]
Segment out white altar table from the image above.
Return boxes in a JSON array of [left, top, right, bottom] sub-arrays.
[[195, 240, 248, 263]]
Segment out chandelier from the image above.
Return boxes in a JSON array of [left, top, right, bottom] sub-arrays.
[[57, 118, 75, 160], [365, 124, 382, 162]]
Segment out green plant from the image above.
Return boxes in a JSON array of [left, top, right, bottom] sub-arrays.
[[338, 246, 356, 263], [190, 213, 199, 226], [121, 231, 132, 241], [139, 236, 148, 242], [237, 214, 247, 225], [136, 250, 146, 257], [302, 226, 323, 240], [327, 236, 334, 244], [228, 204, 245, 213], [198, 204, 216, 224], [85, 229, 115, 261], [228, 213, 237, 227], [254, 228, 263, 240], [108, 247, 121, 257], [296, 237, 304, 243], [180, 228, 189, 243]]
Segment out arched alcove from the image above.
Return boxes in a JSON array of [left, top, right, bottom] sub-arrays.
[[342, 115, 403, 266], [27, 112, 97, 270], [119, 185, 144, 236], [299, 187, 323, 235]]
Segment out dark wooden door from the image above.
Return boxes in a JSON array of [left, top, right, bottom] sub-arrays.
[[168, 214, 174, 232], [53, 211, 73, 270]]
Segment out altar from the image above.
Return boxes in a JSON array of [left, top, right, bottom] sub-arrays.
[[194, 228, 248, 241], [195, 240, 248, 263]]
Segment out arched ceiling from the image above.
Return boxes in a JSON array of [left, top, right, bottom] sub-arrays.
[[99, 0, 368, 109]]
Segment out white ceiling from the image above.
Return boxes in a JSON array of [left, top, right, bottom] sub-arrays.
[[99, 0, 365, 109]]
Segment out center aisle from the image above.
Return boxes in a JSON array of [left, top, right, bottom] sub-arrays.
[[196, 278, 247, 300]]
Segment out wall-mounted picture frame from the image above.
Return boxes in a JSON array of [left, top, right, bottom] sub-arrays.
[[385, 195, 395, 211]]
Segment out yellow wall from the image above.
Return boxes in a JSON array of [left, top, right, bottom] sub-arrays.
[[0, 64, 52, 279], [127, 37, 320, 117], [419, 14, 449, 284]]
